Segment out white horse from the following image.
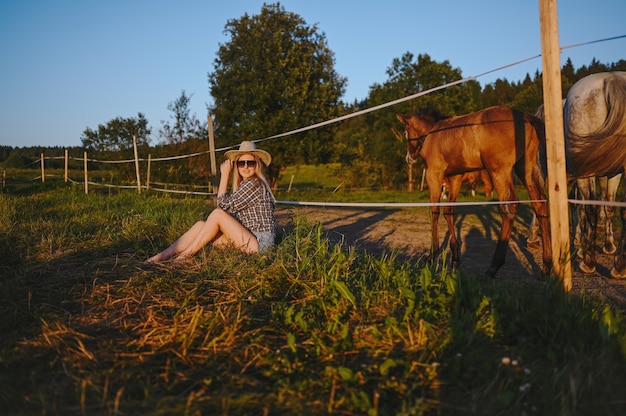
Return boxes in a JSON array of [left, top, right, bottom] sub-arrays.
[[566, 72, 626, 277], [532, 72, 626, 277], [530, 98, 622, 263]]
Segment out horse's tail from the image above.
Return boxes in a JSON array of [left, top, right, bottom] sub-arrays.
[[570, 74, 626, 176], [529, 114, 548, 181]]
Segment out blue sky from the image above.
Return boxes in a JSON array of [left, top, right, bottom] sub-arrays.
[[0, 0, 624, 148]]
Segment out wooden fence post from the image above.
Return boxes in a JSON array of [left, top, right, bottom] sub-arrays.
[[40, 153, 45, 183], [146, 154, 151, 190], [132, 135, 141, 194], [84, 151, 88, 194], [539, 0, 572, 290], [64, 149, 69, 182], [208, 115, 218, 194], [207, 114, 217, 193], [288, 175, 294, 192]]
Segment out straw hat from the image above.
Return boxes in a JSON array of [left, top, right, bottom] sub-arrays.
[[224, 141, 272, 166]]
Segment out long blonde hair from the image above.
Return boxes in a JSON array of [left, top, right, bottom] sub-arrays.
[[231, 155, 275, 201]]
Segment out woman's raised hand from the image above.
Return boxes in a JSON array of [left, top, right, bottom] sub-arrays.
[[220, 159, 233, 176]]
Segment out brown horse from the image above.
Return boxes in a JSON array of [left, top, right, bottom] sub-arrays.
[[442, 170, 493, 199], [397, 106, 552, 277]]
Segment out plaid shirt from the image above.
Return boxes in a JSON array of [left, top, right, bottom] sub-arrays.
[[217, 178, 275, 234]]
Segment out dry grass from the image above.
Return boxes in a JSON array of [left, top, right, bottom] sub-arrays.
[[2, 185, 626, 415]]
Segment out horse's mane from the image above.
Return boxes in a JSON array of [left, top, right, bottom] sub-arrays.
[[414, 108, 450, 122]]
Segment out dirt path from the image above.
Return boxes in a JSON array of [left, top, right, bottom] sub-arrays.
[[276, 205, 626, 310]]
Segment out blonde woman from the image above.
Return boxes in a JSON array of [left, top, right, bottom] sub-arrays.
[[146, 141, 276, 263]]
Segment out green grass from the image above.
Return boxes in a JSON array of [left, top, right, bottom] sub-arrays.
[[2, 184, 626, 415], [275, 163, 507, 204], [278, 163, 345, 190]]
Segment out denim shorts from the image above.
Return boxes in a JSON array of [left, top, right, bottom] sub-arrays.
[[254, 231, 275, 253]]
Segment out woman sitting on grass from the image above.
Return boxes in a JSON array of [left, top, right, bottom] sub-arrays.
[[146, 141, 276, 263]]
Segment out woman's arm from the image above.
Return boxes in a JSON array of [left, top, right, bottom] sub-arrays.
[[218, 178, 263, 213], [217, 160, 232, 197]]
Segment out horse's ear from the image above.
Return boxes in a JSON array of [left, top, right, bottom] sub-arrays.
[[396, 113, 408, 123]]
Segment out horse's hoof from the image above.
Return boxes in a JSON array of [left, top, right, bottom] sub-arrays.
[[539, 263, 552, 279], [603, 243, 617, 255], [610, 268, 626, 279], [485, 267, 498, 278], [578, 262, 596, 274], [576, 248, 584, 259]]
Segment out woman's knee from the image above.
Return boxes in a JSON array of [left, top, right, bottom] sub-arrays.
[[247, 238, 260, 254], [195, 219, 208, 227], [208, 208, 228, 220]]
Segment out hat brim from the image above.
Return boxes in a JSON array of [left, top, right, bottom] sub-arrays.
[[224, 149, 272, 166]]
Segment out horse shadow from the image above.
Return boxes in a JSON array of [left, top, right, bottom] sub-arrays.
[[452, 203, 545, 278], [276, 203, 547, 279], [276, 207, 400, 252]]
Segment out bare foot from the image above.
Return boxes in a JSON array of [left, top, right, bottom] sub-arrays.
[[172, 254, 193, 264], [145, 254, 167, 264]]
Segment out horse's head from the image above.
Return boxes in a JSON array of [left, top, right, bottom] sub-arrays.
[[396, 113, 435, 164]]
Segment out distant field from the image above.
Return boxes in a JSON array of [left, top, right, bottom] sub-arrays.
[[4, 163, 506, 203]]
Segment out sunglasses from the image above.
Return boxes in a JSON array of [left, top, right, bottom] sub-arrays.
[[236, 159, 257, 168]]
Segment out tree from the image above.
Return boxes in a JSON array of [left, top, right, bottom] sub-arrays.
[[368, 52, 481, 115], [208, 3, 346, 182], [81, 113, 151, 152], [561, 58, 576, 93], [0, 146, 13, 163], [4, 149, 33, 168], [342, 52, 481, 188], [609, 59, 626, 72], [510, 81, 544, 114], [159, 90, 207, 145]]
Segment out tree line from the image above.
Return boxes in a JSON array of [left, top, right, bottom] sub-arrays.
[[2, 2, 625, 190]]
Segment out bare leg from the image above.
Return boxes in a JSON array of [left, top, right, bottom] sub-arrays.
[[146, 208, 258, 263], [178, 209, 258, 257], [146, 221, 207, 263]]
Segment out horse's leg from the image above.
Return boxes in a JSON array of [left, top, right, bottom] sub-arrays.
[[598, 176, 608, 233], [527, 213, 541, 248], [577, 177, 599, 274], [525, 166, 552, 276], [486, 172, 518, 278], [600, 174, 621, 255], [444, 175, 463, 270], [611, 191, 626, 278], [481, 170, 494, 198], [466, 172, 477, 197], [440, 181, 448, 200], [569, 184, 582, 249], [426, 171, 444, 261]]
